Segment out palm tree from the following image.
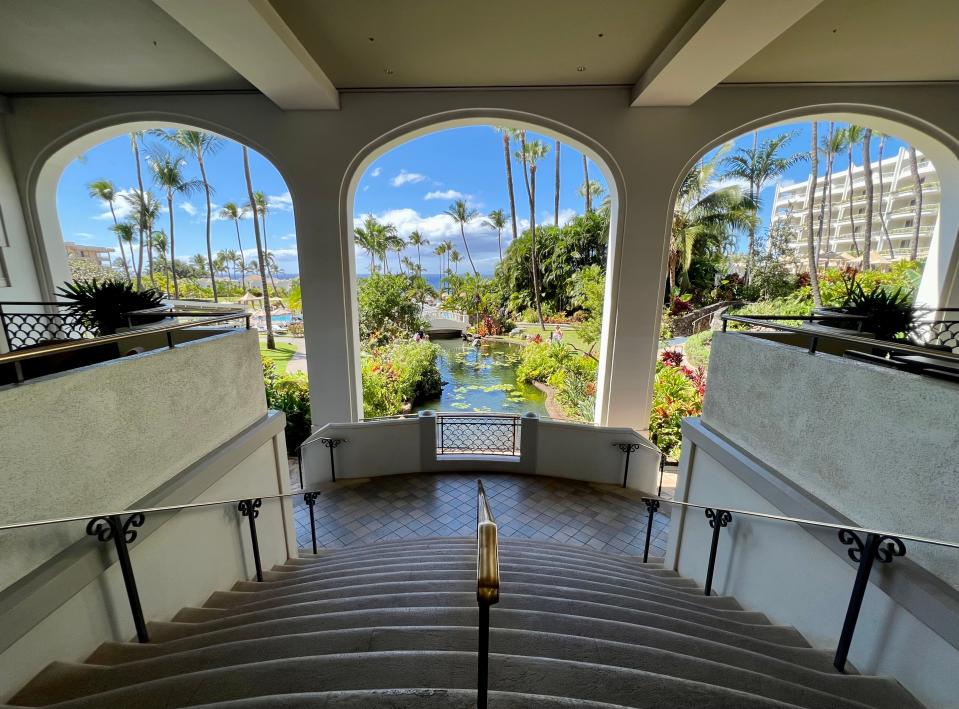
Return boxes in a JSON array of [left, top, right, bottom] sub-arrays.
[[582, 154, 592, 213], [111, 222, 136, 277], [264, 251, 279, 294], [483, 209, 508, 261], [495, 127, 519, 243], [217, 249, 237, 282], [151, 230, 171, 297], [577, 180, 604, 212], [124, 190, 161, 287], [516, 137, 550, 328], [190, 253, 208, 277], [161, 130, 222, 301], [908, 146, 924, 261], [450, 249, 462, 274], [433, 243, 447, 281], [444, 199, 480, 276], [249, 191, 272, 293], [875, 131, 895, 258], [129, 132, 148, 290], [87, 179, 131, 280], [386, 229, 405, 274], [862, 129, 874, 268], [149, 152, 201, 299], [844, 125, 866, 255], [721, 130, 806, 277], [807, 123, 823, 307], [820, 124, 846, 255], [354, 216, 380, 274], [553, 139, 561, 227], [407, 230, 429, 273], [219, 202, 247, 290], [671, 152, 756, 293], [242, 145, 275, 348]]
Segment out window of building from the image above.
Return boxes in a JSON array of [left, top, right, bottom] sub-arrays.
[[905, 219, 914, 228]]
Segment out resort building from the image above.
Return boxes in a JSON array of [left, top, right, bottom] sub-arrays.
[[0, 2, 957, 708], [772, 147, 941, 261], [63, 242, 115, 267]]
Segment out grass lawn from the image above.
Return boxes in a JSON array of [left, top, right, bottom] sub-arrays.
[[260, 340, 297, 374]]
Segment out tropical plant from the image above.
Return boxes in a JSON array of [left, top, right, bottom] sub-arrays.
[[242, 145, 275, 348], [123, 190, 161, 288], [262, 360, 311, 453], [87, 179, 131, 281], [830, 274, 915, 340], [218, 202, 247, 289], [357, 273, 427, 345], [110, 222, 136, 280], [581, 154, 592, 213], [407, 230, 429, 273], [815, 123, 846, 257], [483, 209, 508, 261], [649, 357, 704, 460], [128, 132, 148, 289], [449, 249, 462, 274], [569, 264, 604, 352], [158, 130, 223, 301], [553, 139, 561, 226], [515, 136, 550, 328], [861, 128, 874, 268], [874, 131, 895, 258], [721, 131, 805, 275], [844, 125, 867, 255], [806, 122, 823, 307], [495, 127, 520, 243], [151, 230, 170, 297], [444, 199, 479, 276], [57, 278, 164, 335], [148, 151, 200, 298], [578, 180, 604, 212], [671, 148, 756, 293], [361, 341, 441, 418]]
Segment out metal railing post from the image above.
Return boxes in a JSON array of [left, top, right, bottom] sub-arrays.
[[86, 513, 149, 643], [476, 480, 500, 709], [296, 446, 304, 490], [642, 498, 660, 563], [478, 601, 490, 709], [238, 498, 263, 582], [613, 442, 641, 488], [319, 438, 342, 482], [703, 508, 732, 596], [304, 492, 319, 555], [657, 453, 666, 496], [834, 530, 905, 672]]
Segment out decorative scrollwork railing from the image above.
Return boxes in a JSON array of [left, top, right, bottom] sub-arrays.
[[437, 414, 521, 456]]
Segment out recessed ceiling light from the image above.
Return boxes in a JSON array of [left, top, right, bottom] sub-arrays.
[[576, 66, 586, 72], [597, 33, 604, 38], [368, 36, 375, 42], [384, 68, 394, 75]]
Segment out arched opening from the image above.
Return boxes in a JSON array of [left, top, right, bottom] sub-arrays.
[[654, 110, 959, 461], [341, 115, 623, 424]]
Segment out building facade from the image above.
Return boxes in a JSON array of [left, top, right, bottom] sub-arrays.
[[771, 146, 940, 262]]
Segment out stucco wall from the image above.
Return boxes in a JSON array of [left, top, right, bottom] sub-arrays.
[[0, 329, 267, 589], [702, 332, 959, 586], [667, 421, 959, 709]]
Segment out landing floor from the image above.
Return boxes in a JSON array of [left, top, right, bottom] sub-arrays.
[[292, 472, 669, 559]]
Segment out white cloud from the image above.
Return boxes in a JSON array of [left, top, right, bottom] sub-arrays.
[[92, 188, 139, 221], [370, 167, 382, 177], [711, 175, 750, 193], [390, 170, 427, 187], [424, 189, 466, 201], [74, 232, 94, 238], [179, 202, 197, 216], [267, 191, 293, 211], [278, 233, 296, 241]]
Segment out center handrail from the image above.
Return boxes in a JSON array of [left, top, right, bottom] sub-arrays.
[[475, 479, 499, 709]]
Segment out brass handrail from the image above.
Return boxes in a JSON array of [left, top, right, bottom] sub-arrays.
[[476, 479, 500, 604]]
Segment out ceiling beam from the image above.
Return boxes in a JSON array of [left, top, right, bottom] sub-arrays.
[[631, 0, 824, 107], [154, 0, 338, 110]]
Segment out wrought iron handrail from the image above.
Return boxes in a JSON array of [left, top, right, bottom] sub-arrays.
[[476, 479, 499, 709], [639, 495, 958, 673], [722, 313, 959, 361], [0, 309, 250, 367]]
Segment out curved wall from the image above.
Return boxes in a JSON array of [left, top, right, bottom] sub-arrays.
[[4, 84, 959, 432]]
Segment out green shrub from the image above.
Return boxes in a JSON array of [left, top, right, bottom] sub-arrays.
[[516, 342, 597, 422], [361, 341, 441, 418], [263, 360, 311, 453], [649, 360, 704, 460], [515, 342, 575, 384], [358, 273, 427, 345], [683, 330, 713, 369]]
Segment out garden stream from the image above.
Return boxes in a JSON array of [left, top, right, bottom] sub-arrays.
[[412, 338, 548, 416]]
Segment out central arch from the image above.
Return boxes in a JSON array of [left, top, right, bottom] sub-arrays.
[[338, 109, 628, 424]]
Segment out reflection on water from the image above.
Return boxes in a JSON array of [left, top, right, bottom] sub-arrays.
[[412, 338, 547, 416]]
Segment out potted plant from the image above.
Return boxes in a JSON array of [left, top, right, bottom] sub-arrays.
[[56, 279, 165, 336]]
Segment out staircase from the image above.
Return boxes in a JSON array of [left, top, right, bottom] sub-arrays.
[[7, 537, 921, 708]]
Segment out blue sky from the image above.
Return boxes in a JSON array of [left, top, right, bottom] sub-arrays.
[[57, 122, 916, 277]]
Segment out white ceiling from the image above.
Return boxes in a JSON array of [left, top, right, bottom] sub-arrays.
[[0, 0, 249, 93], [0, 0, 955, 98]]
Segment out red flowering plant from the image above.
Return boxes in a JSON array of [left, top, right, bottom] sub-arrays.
[[649, 347, 706, 460]]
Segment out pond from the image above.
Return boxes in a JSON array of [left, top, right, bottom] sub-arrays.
[[412, 338, 548, 416]]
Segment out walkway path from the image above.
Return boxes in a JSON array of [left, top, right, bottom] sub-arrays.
[[293, 472, 669, 559], [273, 336, 307, 374]]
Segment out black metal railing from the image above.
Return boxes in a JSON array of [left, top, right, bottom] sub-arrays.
[[295, 435, 345, 487], [0, 303, 250, 383], [638, 496, 959, 673], [722, 312, 959, 381], [475, 479, 500, 709], [0, 486, 326, 644], [437, 413, 521, 456]]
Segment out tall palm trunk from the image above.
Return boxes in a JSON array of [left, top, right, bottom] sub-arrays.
[[582, 154, 591, 213], [553, 139, 560, 227], [197, 151, 218, 302], [519, 133, 545, 329], [846, 140, 860, 255], [862, 130, 873, 269], [243, 146, 274, 349], [503, 133, 518, 244], [814, 125, 831, 262], [876, 135, 895, 258], [233, 220, 247, 290], [107, 201, 131, 280], [131, 135, 146, 290], [908, 147, 923, 261], [807, 123, 822, 307], [259, 210, 270, 296], [166, 190, 179, 298], [458, 222, 478, 275], [824, 124, 836, 254], [745, 131, 758, 282]]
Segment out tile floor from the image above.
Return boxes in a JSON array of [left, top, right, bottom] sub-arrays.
[[292, 472, 670, 559]]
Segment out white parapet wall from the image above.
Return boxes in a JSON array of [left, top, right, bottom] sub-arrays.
[[301, 411, 661, 492], [702, 332, 959, 588], [666, 418, 959, 709]]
